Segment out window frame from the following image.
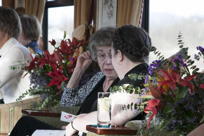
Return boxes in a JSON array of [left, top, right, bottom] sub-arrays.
[[42, 0, 74, 50], [42, 0, 149, 50], [142, 0, 149, 32]]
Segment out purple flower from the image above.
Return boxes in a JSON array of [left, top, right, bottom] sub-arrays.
[[172, 55, 187, 67], [148, 60, 162, 75], [69, 57, 75, 62], [144, 75, 149, 84], [197, 46, 204, 53]]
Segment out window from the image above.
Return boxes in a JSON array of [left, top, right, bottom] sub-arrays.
[[43, 0, 74, 52], [0, 0, 2, 6], [149, 0, 204, 71], [48, 6, 74, 52]]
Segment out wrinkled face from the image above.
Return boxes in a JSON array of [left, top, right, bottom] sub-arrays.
[[96, 46, 117, 79]]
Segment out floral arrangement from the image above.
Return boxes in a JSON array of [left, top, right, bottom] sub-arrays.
[[144, 33, 204, 135], [18, 33, 87, 108]]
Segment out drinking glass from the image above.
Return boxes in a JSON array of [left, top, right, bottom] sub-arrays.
[[97, 92, 111, 128]]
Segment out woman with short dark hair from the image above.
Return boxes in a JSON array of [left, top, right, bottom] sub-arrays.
[[18, 14, 43, 55], [0, 7, 32, 103], [110, 25, 151, 125], [65, 25, 152, 135]]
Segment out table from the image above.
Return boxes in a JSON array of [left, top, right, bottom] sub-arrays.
[[86, 125, 137, 135]]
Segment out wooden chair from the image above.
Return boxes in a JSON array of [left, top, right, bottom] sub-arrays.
[[0, 96, 40, 134]]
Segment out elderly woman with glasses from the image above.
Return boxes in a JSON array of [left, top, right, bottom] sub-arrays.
[[65, 25, 151, 136], [10, 27, 118, 136], [60, 27, 118, 112]]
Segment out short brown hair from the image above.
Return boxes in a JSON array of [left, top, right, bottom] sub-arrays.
[[20, 14, 41, 41], [112, 25, 151, 62], [0, 7, 21, 39]]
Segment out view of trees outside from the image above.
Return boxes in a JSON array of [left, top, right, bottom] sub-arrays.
[[48, 6, 74, 53], [149, 0, 204, 71]]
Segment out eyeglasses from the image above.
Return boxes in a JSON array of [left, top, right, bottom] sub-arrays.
[[96, 52, 112, 61]]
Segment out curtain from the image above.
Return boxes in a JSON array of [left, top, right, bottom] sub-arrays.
[[2, 0, 15, 8], [74, 0, 96, 28], [25, 0, 46, 23], [2, 0, 45, 23], [117, 0, 144, 27]]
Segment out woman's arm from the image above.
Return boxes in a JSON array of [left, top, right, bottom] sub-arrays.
[[61, 72, 104, 107], [66, 111, 97, 136], [60, 51, 94, 107], [66, 51, 92, 88]]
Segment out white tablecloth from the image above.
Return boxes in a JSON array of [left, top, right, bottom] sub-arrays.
[[32, 130, 65, 136]]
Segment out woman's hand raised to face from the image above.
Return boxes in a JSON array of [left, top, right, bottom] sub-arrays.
[[75, 51, 93, 71], [67, 51, 93, 88]]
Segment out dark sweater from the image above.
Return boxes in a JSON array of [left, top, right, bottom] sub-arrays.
[[114, 63, 149, 120]]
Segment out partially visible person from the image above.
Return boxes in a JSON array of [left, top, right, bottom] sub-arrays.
[[110, 25, 151, 125], [61, 27, 118, 109], [9, 27, 118, 136], [187, 123, 204, 136], [38, 36, 46, 51], [18, 14, 43, 55], [0, 7, 32, 103], [65, 25, 151, 135]]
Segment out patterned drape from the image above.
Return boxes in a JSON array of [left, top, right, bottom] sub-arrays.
[[2, 0, 45, 23], [117, 0, 144, 27], [2, 0, 15, 8], [24, 0, 46, 23], [74, 0, 96, 28]]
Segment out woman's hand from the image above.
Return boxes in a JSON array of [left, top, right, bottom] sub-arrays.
[[75, 51, 92, 71], [66, 51, 92, 88], [66, 123, 77, 136]]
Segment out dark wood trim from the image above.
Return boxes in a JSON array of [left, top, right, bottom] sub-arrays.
[[86, 125, 137, 135], [42, 7, 48, 50], [142, 0, 149, 32], [22, 109, 61, 117], [42, 0, 74, 50], [46, 0, 74, 8]]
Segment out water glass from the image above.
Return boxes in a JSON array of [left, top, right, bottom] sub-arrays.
[[97, 92, 111, 128]]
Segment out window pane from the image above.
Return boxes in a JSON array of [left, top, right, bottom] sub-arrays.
[[0, 0, 2, 6], [149, 0, 204, 71], [48, 6, 74, 52]]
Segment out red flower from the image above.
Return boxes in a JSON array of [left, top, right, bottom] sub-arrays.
[[200, 84, 204, 89], [49, 39, 56, 46], [157, 69, 195, 94], [144, 99, 160, 128], [26, 57, 39, 70], [47, 69, 68, 89], [25, 37, 87, 108]]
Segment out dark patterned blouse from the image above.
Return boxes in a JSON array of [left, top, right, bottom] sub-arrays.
[[60, 72, 105, 107]]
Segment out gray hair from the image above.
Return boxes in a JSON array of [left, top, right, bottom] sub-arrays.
[[88, 27, 115, 61], [0, 7, 21, 39], [20, 15, 41, 41]]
